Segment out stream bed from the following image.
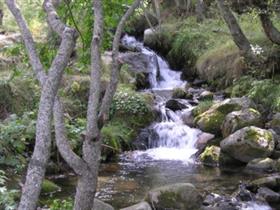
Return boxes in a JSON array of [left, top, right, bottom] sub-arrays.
[[51, 158, 265, 209]]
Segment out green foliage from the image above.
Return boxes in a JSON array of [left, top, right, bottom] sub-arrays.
[[49, 198, 73, 210], [0, 170, 19, 210], [0, 112, 36, 169], [110, 91, 150, 117], [248, 79, 280, 112], [231, 77, 280, 112]]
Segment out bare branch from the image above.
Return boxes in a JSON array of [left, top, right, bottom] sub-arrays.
[[260, 13, 280, 45], [99, 0, 143, 125]]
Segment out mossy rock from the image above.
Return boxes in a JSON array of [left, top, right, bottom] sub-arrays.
[[194, 97, 255, 135], [200, 146, 220, 167], [41, 179, 60, 194], [145, 183, 202, 210], [221, 108, 262, 138], [172, 88, 192, 99], [220, 126, 275, 163], [195, 110, 225, 135], [192, 100, 214, 118]]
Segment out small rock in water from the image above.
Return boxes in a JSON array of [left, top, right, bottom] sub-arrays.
[[120, 201, 152, 210], [256, 187, 280, 203]]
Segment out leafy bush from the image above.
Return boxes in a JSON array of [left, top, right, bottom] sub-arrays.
[[49, 198, 73, 210], [231, 77, 280, 112], [110, 91, 150, 117], [0, 112, 36, 169], [0, 170, 19, 210]]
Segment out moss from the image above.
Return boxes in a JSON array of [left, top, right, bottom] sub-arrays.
[[216, 103, 242, 115], [195, 110, 225, 134], [192, 100, 214, 117], [245, 127, 273, 144], [172, 88, 191, 99], [41, 180, 60, 194], [200, 146, 220, 167], [157, 191, 180, 209]]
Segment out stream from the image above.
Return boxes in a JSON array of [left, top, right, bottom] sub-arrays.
[[49, 35, 273, 209]]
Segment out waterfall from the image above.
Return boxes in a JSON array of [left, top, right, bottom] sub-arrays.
[[121, 35, 203, 164]]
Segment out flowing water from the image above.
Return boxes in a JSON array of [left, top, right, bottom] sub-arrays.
[[49, 36, 273, 209]]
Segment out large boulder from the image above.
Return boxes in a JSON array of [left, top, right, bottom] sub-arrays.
[[194, 97, 254, 135], [220, 126, 275, 163], [120, 52, 151, 73], [221, 108, 262, 138], [145, 183, 203, 210], [120, 201, 152, 210]]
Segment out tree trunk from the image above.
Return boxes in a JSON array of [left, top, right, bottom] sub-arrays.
[[6, 1, 77, 209], [196, 0, 205, 22], [260, 13, 280, 45], [216, 0, 251, 54], [0, 9, 3, 26]]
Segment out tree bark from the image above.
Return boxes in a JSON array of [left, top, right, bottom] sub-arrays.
[[73, 0, 103, 209], [260, 13, 280, 45], [5, 1, 77, 210], [0, 9, 3, 26], [99, 0, 143, 123], [196, 0, 205, 22], [216, 0, 251, 54]]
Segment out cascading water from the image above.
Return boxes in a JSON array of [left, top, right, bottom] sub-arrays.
[[122, 35, 203, 163]]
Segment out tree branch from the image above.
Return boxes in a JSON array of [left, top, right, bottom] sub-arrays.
[[99, 0, 143, 126]]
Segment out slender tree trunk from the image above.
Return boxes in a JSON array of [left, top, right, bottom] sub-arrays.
[[196, 0, 205, 22], [260, 13, 280, 45], [5, 1, 77, 209], [0, 9, 3, 26], [216, 0, 251, 54]]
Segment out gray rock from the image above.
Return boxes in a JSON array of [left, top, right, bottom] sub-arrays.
[[166, 99, 188, 111], [256, 187, 280, 203], [247, 175, 280, 191], [266, 112, 280, 135], [222, 109, 262, 138], [94, 199, 114, 210], [220, 126, 275, 163], [182, 109, 195, 127], [145, 183, 203, 210], [120, 201, 151, 210], [246, 158, 276, 172]]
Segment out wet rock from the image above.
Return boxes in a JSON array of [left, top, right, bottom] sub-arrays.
[[199, 146, 220, 167], [120, 201, 152, 210], [182, 109, 195, 127], [247, 175, 280, 191], [172, 88, 192, 99], [94, 199, 115, 210], [120, 53, 151, 73], [194, 97, 255, 135], [198, 90, 214, 101], [136, 72, 150, 89], [220, 126, 275, 163], [246, 158, 277, 172], [166, 99, 187, 111], [219, 151, 245, 167], [256, 187, 280, 204], [145, 183, 203, 210], [195, 132, 215, 154], [221, 108, 262, 138], [234, 182, 255, 202], [143, 28, 156, 47]]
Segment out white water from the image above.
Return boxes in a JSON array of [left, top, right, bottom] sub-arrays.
[[122, 35, 201, 163]]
